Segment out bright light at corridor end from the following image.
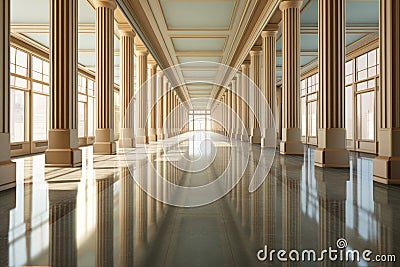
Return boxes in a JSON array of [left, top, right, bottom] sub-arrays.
[[122, 62, 277, 207]]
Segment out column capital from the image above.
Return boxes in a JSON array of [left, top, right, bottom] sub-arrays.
[[118, 24, 135, 37], [261, 29, 278, 38], [279, 0, 303, 11], [93, 0, 117, 10], [241, 60, 250, 68], [148, 63, 157, 71], [249, 50, 262, 56], [136, 50, 149, 57]]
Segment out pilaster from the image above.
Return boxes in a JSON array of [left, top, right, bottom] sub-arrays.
[[250, 50, 262, 144], [136, 50, 149, 144]]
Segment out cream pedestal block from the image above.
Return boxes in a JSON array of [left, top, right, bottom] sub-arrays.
[[0, 133, 16, 190], [241, 128, 252, 142], [261, 128, 277, 148], [280, 128, 303, 155], [45, 129, 82, 167], [148, 128, 157, 142], [94, 128, 116, 155], [136, 128, 149, 144], [314, 128, 349, 167], [250, 128, 261, 144], [373, 129, 400, 184], [119, 128, 135, 148], [157, 128, 163, 140]]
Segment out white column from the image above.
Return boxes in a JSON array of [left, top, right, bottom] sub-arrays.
[[279, 0, 304, 155], [156, 69, 164, 140], [136, 50, 149, 144], [261, 27, 279, 148], [250, 50, 262, 144], [93, 0, 117, 155], [118, 25, 136, 148], [148, 63, 157, 142], [241, 62, 250, 141]]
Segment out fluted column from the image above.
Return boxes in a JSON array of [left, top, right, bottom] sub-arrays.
[[156, 70, 164, 140], [279, 0, 304, 155], [118, 25, 136, 148], [227, 86, 233, 136], [236, 74, 242, 139], [0, 0, 16, 189], [231, 79, 237, 138], [250, 50, 262, 144], [241, 62, 250, 141], [136, 50, 149, 144], [45, 0, 82, 166], [314, 0, 349, 167], [162, 81, 169, 138], [373, 0, 400, 184], [93, 0, 117, 155], [148, 64, 157, 142], [261, 27, 279, 148]]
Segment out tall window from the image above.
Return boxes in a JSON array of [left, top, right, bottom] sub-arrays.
[[345, 61, 354, 139], [300, 73, 318, 140], [31, 56, 50, 141], [77, 75, 96, 138], [189, 110, 210, 131], [343, 48, 379, 142], [10, 47, 28, 143]]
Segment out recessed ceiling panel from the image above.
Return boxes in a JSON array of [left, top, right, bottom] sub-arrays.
[[78, 0, 96, 24], [182, 70, 218, 78], [160, 0, 235, 30], [11, 0, 49, 24], [178, 56, 221, 64], [172, 38, 225, 52]]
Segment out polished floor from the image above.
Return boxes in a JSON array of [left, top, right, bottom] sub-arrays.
[[1, 132, 400, 267]]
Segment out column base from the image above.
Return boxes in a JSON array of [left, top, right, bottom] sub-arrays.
[[261, 128, 277, 148], [148, 128, 157, 142], [157, 128, 163, 140], [93, 142, 116, 155], [241, 134, 249, 142], [119, 128, 136, 148], [118, 138, 136, 148], [314, 128, 349, 168], [94, 128, 116, 154], [45, 129, 82, 166], [136, 128, 149, 144], [0, 160, 16, 191], [250, 128, 261, 144], [45, 148, 82, 167], [280, 128, 303, 155], [373, 128, 400, 184], [373, 157, 400, 184]]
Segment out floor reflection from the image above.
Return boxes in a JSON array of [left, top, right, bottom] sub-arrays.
[[1, 133, 400, 266]]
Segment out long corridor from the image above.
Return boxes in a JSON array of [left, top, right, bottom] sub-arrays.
[[1, 133, 400, 267]]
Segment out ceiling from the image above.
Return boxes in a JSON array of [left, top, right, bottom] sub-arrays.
[[10, 0, 379, 110]]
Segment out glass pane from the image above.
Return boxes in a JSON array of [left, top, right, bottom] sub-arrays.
[[10, 89, 25, 142], [10, 47, 16, 64], [88, 97, 94, 136], [32, 56, 43, 72], [357, 54, 367, 72], [308, 101, 317, 137], [16, 50, 28, 68], [357, 81, 368, 91], [32, 94, 48, 140], [15, 77, 28, 89], [357, 70, 368, 81], [368, 50, 377, 67], [301, 98, 306, 136], [345, 61, 353, 75], [357, 91, 375, 140], [16, 66, 27, 76], [78, 102, 85, 137], [345, 86, 353, 139]]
